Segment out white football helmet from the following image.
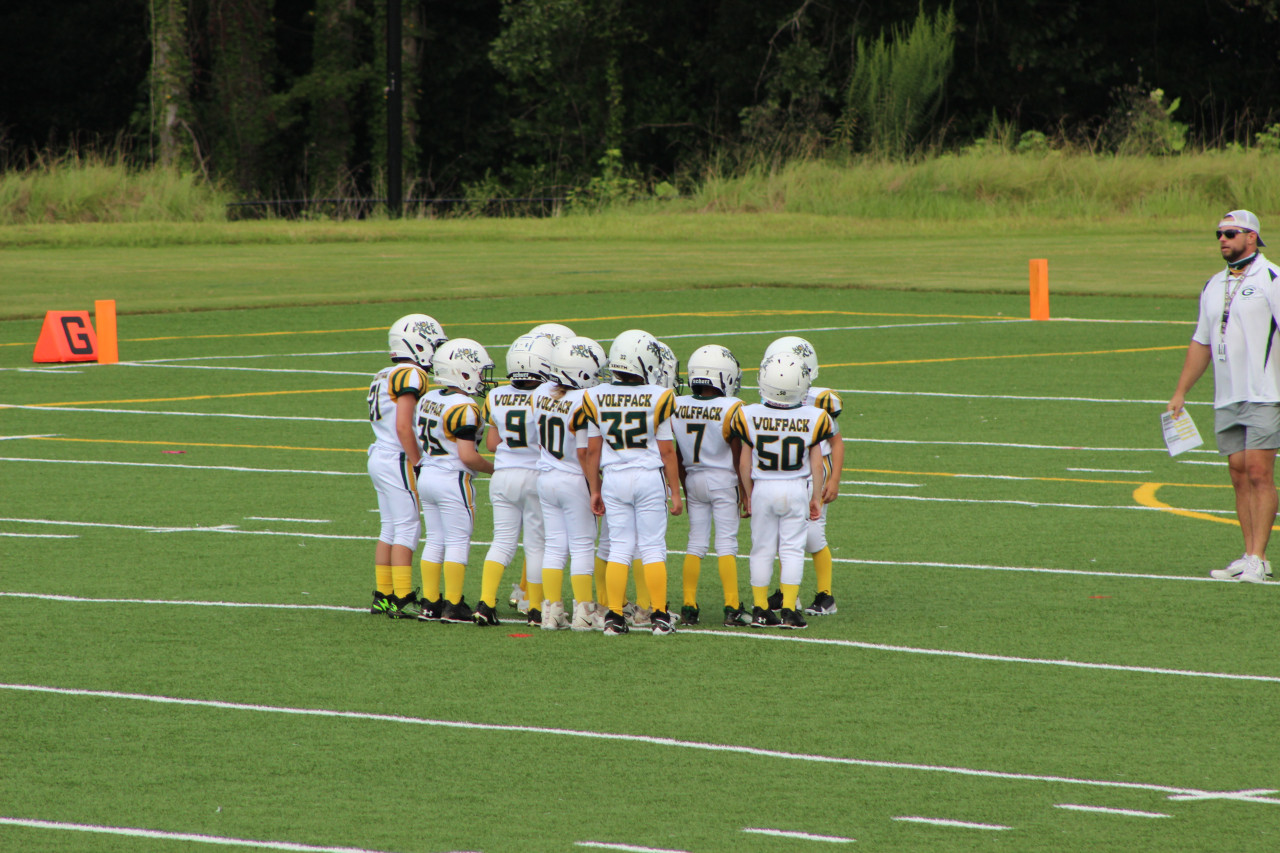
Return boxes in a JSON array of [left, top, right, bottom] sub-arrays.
[[757, 353, 812, 407], [762, 336, 819, 380], [655, 341, 682, 392], [608, 329, 663, 384], [687, 345, 741, 396], [505, 333, 556, 383], [550, 336, 606, 389], [432, 338, 495, 395], [529, 323, 575, 348], [388, 314, 448, 369]]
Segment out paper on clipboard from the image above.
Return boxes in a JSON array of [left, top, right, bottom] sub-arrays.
[[1161, 410, 1204, 456]]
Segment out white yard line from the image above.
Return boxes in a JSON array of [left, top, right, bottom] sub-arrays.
[[0, 817, 407, 853], [742, 827, 855, 843], [2, 682, 1269, 804], [1054, 804, 1171, 818], [891, 816, 1011, 830], [3, 589, 1277, 683]]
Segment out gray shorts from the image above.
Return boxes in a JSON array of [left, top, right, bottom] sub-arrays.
[[1214, 402, 1280, 455]]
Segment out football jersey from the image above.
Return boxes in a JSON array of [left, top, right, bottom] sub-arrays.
[[482, 383, 542, 470], [367, 362, 428, 452], [671, 394, 743, 474], [806, 385, 843, 457], [583, 382, 676, 471], [728, 402, 834, 481], [417, 388, 485, 473], [530, 385, 593, 475], [1192, 254, 1280, 407]]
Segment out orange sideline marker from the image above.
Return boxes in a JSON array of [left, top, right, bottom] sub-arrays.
[[33, 311, 99, 363], [95, 299, 119, 363], [1030, 258, 1050, 321]]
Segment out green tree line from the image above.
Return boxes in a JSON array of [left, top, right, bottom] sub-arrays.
[[2, 0, 1280, 204]]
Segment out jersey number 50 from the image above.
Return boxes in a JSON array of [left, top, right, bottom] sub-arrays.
[[756, 435, 805, 471]]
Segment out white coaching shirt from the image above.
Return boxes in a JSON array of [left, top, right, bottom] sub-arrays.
[[1192, 253, 1280, 407]]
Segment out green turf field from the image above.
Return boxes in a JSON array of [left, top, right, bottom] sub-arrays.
[[2, 241, 1278, 853]]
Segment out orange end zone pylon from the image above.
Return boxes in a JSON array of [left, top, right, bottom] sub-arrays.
[[1029, 258, 1050, 321], [95, 299, 119, 364]]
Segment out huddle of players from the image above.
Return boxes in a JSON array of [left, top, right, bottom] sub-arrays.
[[366, 314, 844, 635]]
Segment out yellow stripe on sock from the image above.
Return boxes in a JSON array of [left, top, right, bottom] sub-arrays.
[[420, 561, 442, 603], [717, 555, 739, 609], [480, 560, 505, 607], [682, 554, 701, 607], [812, 546, 833, 595], [443, 561, 466, 605], [376, 564, 394, 596]]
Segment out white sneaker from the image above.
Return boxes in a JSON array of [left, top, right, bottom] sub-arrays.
[[1210, 555, 1249, 580], [541, 600, 569, 630], [627, 606, 652, 628], [1240, 555, 1269, 584], [571, 600, 604, 632], [509, 584, 529, 613]]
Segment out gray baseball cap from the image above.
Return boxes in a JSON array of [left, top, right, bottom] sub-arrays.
[[1218, 210, 1266, 247]]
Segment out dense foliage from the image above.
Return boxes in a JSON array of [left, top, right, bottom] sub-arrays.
[[3, 0, 1280, 203]]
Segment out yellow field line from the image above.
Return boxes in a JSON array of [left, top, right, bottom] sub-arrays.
[[23, 435, 498, 458], [2, 388, 365, 408], [1132, 482, 1240, 527], [28, 436, 362, 453], [739, 344, 1185, 372], [849, 467, 1228, 489], [1, 308, 1017, 347]]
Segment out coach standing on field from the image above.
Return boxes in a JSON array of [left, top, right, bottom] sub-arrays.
[[1169, 210, 1280, 583]]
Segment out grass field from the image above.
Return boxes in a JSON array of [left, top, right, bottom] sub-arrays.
[[3, 240, 1279, 853]]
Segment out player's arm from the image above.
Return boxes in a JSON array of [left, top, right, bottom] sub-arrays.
[[485, 419, 501, 452], [822, 433, 844, 504], [808, 443, 825, 520], [581, 435, 605, 516], [395, 393, 422, 467], [457, 438, 494, 475], [736, 442, 754, 517], [1169, 341, 1211, 417], [659, 438, 683, 516], [673, 439, 689, 493]]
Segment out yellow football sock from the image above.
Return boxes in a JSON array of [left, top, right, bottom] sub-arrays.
[[606, 561, 629, 614], [376, 564, 394, 596], [634, 559, 651, 609], [595, 557, 609, 603], [752, 586, 770, 610], [542, 568, 564, 605], [571, 574, 594, 606], [781, 582, 800, 611], [526, 581, 543, 612], [520, 560, 528, 595], [644, 562, 668, 613], [420, 560, 441, 603], [718, 555, 740, 609], [443, 561, 466, 604], [812, 546, 833, 595], [391, 565, 413, 598], [480, 560, 505, 607], [682, 554, 701, 606]]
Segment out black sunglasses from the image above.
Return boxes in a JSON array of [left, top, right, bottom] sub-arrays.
[[1217, 229, 1248, 240]]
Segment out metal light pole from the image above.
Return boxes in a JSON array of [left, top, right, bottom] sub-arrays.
[[386, 0, 403, 218]]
